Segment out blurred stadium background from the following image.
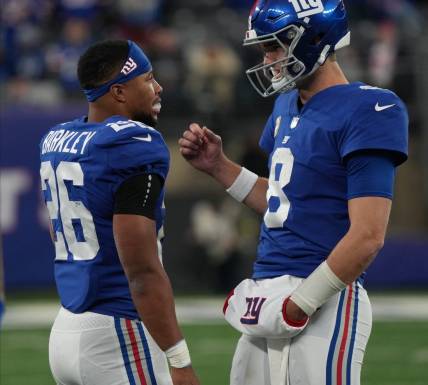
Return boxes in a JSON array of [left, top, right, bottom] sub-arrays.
[[1, 0, 427, 384]]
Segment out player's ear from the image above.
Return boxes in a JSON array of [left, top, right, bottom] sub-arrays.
[[110, 84, 126, 103]]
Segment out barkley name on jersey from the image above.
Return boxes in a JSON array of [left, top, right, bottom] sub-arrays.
[[40, 116, 169, 318], [254, 82, 408, 280]]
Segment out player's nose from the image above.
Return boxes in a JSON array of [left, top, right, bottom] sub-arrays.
[[263, 52, 275, 65], [154, 78, 163, 94]]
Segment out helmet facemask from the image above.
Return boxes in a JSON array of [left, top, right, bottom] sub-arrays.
[[244, 25, 307, 97]]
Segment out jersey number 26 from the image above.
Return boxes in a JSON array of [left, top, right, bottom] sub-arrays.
[[41, 161, 100, 261]]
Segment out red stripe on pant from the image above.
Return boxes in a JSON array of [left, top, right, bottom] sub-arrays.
[[125, 319, 148, 385], [336, 285, 353, 385]]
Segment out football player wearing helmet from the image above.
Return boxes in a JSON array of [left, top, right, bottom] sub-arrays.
[[41, 40, 200, 385], [179, 1, 408, 384]]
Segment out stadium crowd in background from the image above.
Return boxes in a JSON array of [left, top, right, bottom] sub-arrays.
[[0, 0, 425, 135]]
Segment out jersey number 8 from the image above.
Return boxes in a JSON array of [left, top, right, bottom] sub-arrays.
[[264, 148, 294, 228], [40, 161, 100, 261]]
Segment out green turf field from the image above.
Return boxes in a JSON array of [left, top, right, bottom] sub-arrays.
[[1, 322, 427, 385]]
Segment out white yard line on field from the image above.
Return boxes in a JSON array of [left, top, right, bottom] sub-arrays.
[[2, 295, 428, 330]]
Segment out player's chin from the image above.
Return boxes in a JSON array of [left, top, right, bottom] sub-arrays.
[[134, 112, 158, 127], [150, 113, 159, 126], [151, 105, 161, 121]]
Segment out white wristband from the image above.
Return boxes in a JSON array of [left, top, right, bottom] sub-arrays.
[[290, 261, 347, 316], [226, 167, 258, 202], [165, 339, 191, 368]]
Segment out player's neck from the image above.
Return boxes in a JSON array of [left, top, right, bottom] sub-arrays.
[[298, 61, 349, 105], [87, 102, 129, 123]]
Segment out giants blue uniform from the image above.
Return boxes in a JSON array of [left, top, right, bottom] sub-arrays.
[[40, 116, 169, 319], [254, 82, 408, 279]]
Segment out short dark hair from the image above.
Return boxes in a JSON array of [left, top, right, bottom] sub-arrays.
[[77, 40, 129, 90]]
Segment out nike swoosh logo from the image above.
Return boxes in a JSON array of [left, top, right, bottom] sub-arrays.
[[375, 103, 395, 112], [132, 134, 152, 142]]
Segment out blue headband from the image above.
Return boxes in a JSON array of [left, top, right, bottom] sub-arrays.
[[83, 40, 152, 102]]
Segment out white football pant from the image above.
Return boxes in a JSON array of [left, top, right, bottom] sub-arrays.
[[49, 307, 173, 385], [229, 278, 372, 385]]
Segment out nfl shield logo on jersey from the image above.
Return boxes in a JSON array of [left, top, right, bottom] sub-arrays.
[[290, 116, 300, 129]]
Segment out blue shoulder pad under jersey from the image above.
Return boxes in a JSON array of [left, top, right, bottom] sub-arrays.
[[94, 117, 170, 191], [339, 86, 408, 165], [259, 90, 299, 154]]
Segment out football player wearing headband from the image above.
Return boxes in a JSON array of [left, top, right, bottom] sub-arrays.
[[41, 40, 200, 385], [179, 1, 408, 384]]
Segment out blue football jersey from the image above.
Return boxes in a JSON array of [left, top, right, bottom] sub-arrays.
[[40, 116, 170, 318], [254, 82, 408, 279]]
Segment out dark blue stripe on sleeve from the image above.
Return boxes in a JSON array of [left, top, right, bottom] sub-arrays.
[[345, 151, 396, 200]]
